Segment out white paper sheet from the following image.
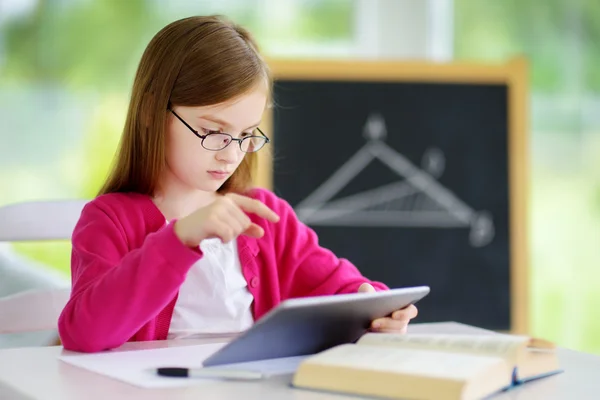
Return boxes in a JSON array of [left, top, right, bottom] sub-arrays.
[[58, 343, 305, 388]]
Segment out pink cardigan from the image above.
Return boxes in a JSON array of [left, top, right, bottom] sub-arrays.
[[57, 188, 388, 352]]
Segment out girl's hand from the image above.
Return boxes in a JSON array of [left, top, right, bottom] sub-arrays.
[[174, 193, 280, 247], [358, 283, 418, 334]]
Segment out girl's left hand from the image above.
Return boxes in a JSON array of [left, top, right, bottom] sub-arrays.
[[358, 283, 418, 334]]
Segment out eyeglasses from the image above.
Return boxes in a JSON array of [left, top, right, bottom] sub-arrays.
[[169, 109, 270, 153]]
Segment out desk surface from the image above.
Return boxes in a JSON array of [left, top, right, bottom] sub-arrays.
[[1, 322, 599, 400]]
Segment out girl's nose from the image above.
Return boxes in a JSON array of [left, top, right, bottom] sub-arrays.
[[215, 140, 243, 163]]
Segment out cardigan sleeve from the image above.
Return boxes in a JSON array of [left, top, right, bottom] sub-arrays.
[[58, 201, 201, 352]]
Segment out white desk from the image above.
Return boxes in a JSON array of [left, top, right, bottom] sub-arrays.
[[1, 322, 599, 400]]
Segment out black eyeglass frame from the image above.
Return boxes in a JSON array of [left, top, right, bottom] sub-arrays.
[[168, 108, 270, 153]]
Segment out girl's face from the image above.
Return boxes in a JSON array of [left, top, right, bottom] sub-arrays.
[[165, 86, 267, 193]]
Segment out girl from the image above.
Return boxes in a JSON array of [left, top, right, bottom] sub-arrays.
[[58, 15, 418, 353]]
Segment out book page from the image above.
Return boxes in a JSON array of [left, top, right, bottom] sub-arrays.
[[306, 344, 512, 382], [356, 333, 528, 361]]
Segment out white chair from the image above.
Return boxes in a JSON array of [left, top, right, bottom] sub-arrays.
[[0, 288, 71, 334], [0, 199, 87, 343], [0, 199, 88, 241]]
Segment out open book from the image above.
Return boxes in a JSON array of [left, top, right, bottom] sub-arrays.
[[292, 332, 561, 400]]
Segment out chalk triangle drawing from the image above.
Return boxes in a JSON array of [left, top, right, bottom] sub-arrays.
[[294, 112, 495, 247]]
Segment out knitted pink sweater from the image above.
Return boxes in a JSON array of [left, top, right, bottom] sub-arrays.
[[58, 188, 387, 352]]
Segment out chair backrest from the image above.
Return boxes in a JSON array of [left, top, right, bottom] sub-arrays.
[[0, 288, 71, 334], [0, 199, 88, 241], [0, 199, 87, 338]]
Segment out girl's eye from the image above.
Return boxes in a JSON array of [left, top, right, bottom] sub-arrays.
[[202, 128, 221, 135], [240, 131, 253, 138]]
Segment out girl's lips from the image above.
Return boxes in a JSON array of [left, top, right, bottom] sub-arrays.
[[208, 171, 230, 179]]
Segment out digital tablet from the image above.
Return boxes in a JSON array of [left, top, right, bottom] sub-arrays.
[[202, 285, 430, 367]]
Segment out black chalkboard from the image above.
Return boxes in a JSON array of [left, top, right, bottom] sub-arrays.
[[268, 60, 528, 333]]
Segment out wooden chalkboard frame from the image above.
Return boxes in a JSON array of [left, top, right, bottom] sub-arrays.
[[255, 58, 529, 335]]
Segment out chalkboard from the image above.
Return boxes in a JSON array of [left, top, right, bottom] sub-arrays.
[[258, 59, 528, 334]]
